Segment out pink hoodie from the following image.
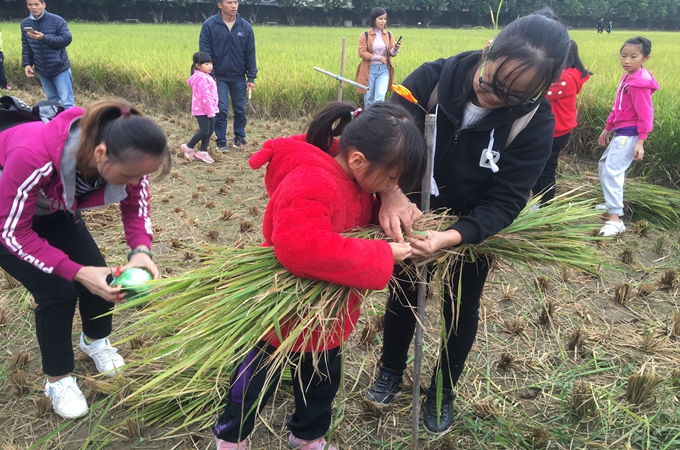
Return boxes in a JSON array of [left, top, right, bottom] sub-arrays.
[[0, 108, 154, 281], [605, 67, 659, 140], [187, 71, 219, 118]]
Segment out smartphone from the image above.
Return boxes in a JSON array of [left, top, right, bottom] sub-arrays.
[[396, 35, 403, 45], [24, 27, 35, 33]]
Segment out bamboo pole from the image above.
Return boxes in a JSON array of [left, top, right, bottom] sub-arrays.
[[314, 67, 368, 91], [338, 38, 346, 101], [412, 113, 436, 449]]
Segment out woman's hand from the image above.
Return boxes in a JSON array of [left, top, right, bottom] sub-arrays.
[[122, 248, 160, 279], [73, 266, 122, 303], [407, 229, 462, 258], [633, 140, 645, 161], [378, 55, 387, 64], [598, 129, 612, 146], [388, 242, 412, 263], [378, 186, 422, 242]]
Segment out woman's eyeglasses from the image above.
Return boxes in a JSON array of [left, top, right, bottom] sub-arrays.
[[479, 61, 543, 105]]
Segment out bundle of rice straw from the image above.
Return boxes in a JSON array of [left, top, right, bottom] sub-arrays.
[[111, 189, 606, 430]]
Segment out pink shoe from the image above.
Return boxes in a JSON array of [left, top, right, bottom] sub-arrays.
[[182, 144, 195, 161], [288, 434, 337, 450], [215, 436, 247, 449], [194, 151, 215, 164]]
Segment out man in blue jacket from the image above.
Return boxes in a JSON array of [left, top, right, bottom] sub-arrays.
[[200, 0, 258, 151], [21, 0, 74, 108]]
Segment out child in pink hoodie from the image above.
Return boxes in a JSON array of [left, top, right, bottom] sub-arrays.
[[183, 52, 218, 164], [597, 36, 659, 236]]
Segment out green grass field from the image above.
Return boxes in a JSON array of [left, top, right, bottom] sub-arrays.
[[1, 24, 678, 181]]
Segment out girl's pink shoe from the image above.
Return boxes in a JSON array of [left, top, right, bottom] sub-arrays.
[[215, 437, 247, 449], [181, 144, 195, 161], [194, 151, 215, 164], [288, 434, 337, 450]]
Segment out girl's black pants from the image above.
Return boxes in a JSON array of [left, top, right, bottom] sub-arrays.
[[0, 211, 113, 376], [380, 256, 491, 390], [214, 341, 341, 443]]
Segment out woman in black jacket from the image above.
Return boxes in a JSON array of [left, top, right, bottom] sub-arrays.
[[367, 8, 570, 435]]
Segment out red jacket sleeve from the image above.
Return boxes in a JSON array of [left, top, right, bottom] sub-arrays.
[[270, 170, 393, 291], [0, 150, 82, 280], [119, 175, 153, 251]]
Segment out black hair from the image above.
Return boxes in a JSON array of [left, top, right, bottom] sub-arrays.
[[369, 7, 387, 28], [479, 7, 570, 106], [306, 101, 426, 193], [78, 99, 171, 179], [191, 51, 212, 76], [565, 40, 593, 78], [622, 36, 652, 57]]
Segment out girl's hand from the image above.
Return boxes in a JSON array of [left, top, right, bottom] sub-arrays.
[[394, 41, 402, 51], [122, 250, 160, 280], [598, 130, 612, 146], [633, 140, 645, 161], [388, 242, 412, 263], [407, 229, 462, 258], [73, 266, 123, 303], [378, 186, 420, 242], [378, 55, 387, 64]]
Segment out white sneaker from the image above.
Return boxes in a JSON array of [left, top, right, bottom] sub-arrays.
[[79, 333, 125, 376], [44, 376, 89, 419], [599, 220, 626, 237]]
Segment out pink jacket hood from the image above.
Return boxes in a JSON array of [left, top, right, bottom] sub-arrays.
[[605, 68, 659, 140], [187, 71, 219, 118], [0, 108, 154, 280]]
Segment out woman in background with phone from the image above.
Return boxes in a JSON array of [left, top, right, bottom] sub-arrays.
[[355, 7, 401, 108]]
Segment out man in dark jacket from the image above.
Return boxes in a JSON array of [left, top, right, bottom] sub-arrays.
[[200, 0, 258, 151], [21, 0, 73, 108]]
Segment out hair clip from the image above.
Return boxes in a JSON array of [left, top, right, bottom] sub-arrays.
[[120, 109, 132, 117], [350, 108, 362, 119]]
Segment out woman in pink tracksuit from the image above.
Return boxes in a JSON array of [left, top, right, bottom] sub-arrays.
[[0, 99, 170, 419], [183, 51, 219, 164], [597, 36, 659, 236]]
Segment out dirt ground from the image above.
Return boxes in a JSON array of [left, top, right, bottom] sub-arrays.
[[1, 89, 679, 450]]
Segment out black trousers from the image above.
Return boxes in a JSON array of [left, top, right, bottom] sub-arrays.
[[214, 341, 342, 443], [381, 256, 491, 390], [532, 132, 571, 205], [0, 211, 113, 376], [0, 52, 8, 89], [187, 115, 215, 152]]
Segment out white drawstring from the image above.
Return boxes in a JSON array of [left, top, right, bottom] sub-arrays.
[[484, 129, 500, 173], [430, 104, 440, 197]]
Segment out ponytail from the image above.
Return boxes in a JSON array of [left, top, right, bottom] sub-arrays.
[[77, 99, 171, 179], [305, 101, 356, 153]]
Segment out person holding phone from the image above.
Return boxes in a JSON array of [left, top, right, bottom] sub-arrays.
[[355, 7, 401, 108], [21, 0, 74, 108]]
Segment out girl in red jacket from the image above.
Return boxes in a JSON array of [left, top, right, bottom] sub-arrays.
[[213, 101, 426, 450], [532, 40, 591, 206], [0, 99, 170, 419]]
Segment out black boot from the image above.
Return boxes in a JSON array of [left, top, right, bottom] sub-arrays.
[[423, 386, 456, 434], [365, 366, 402, 406]]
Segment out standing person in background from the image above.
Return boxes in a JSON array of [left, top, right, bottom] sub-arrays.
[[366, 8, 570, 435], [200, 0, 258, 152], [356, 7, 401, 108], [607, 21, 613, 33], [0, 29, 10, 90], [597, 36, 658, 236], [596, 17, 604, 33], [21, 0, 74, 108], [532, 40, 591, 206], [182, 51, 218, 164]]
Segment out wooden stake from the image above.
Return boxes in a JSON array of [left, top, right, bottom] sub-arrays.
[[412, 113, 436, 449], [338, 38, 346, 101]]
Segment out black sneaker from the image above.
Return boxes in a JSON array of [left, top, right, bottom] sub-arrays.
[[366, 367, 402, 406], [423, 386, 456, 434]]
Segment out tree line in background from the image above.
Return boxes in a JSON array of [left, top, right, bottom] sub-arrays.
[[1, 0, 679, 28]]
